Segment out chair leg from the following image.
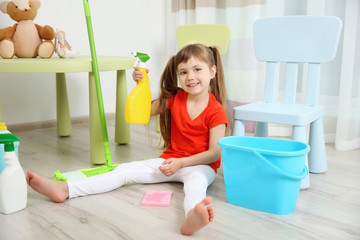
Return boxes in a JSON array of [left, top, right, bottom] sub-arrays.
[[255, 122, 268, 137], [232, 119, 245, 136], [293, 125, 310, 189], [309, 118, 327, 173]]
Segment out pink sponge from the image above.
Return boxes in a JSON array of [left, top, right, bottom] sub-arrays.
[[141, 190, 173, 207]]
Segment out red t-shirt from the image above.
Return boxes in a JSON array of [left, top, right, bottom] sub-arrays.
[[160, 90, 228, 172]]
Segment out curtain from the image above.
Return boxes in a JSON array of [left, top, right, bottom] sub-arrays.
[[165, 0, 360, 151]]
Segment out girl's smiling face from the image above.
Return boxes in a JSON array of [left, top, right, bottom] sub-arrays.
[[177, 56, 216, 97]]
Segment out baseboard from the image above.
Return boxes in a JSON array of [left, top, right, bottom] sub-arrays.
[[7, 113, 116, 132]]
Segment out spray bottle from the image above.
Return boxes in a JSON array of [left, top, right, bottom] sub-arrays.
[[0, 132, 27, 214], [125, 52, 151, 124]]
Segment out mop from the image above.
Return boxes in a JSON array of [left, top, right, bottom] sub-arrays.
[[53, 0, 118, 181]]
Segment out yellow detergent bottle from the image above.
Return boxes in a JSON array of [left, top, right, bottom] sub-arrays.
[[125, 52, 151, 124]]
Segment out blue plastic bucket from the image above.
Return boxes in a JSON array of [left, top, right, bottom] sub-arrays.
[[218, 136, 309, 215]]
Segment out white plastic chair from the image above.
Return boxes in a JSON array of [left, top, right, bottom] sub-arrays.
[[232, 16, 342, 189]]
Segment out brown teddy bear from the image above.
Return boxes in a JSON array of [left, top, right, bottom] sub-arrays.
[[0, 0, 55, 59]]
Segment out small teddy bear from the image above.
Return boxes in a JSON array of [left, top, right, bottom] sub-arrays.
[[0, 0, 55, 59], [54, 28, 79, 58]]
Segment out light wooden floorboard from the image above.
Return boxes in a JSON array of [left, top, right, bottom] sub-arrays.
[[0, 118, 359, 240]]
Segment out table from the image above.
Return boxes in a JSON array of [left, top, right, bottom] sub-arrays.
[[0, 56, 134, 164]]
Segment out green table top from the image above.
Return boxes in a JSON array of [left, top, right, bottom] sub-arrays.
[[0, 56, 134, 73]]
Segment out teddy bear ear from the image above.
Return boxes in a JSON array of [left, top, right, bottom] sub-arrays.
[[30, 0, 41, 9], [0, 1, 9, 13]]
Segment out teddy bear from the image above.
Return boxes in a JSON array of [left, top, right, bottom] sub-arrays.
[[0, 0, 55, 59]]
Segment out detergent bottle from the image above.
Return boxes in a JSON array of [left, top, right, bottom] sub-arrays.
[[0, 123, 19, 173], [125, 52, 151, 124], [0, 132, 27, 214]]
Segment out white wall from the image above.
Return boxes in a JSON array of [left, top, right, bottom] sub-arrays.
[[0, 0, 168, 125]]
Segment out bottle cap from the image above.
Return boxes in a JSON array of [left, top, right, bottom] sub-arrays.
[[0, 122, 7, 131], [0, 133, 19, 152]]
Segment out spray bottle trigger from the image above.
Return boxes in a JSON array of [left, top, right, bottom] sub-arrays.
[[133, 57, 140, 67], [132, 51, 150, 68], [132, 51, 139, 67]]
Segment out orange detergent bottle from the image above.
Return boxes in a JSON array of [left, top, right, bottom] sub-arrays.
[[125, 52, 151, 124]]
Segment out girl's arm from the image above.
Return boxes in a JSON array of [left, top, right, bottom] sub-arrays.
[[151, 99, 161, 116], [159, 123, 226, 176]]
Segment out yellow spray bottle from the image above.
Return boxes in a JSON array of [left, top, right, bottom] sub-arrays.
[[125, 52, 151, 124]]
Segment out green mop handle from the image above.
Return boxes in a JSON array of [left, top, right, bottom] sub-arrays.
[[82, 0, 112, 167]]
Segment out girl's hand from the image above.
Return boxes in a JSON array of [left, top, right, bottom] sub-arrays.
[[159, 158, 183, 176], [132, 67, 149, 82]]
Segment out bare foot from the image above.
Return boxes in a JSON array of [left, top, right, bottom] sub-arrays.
[[180, 197, 214, 236], [27, 171, 69, 203]]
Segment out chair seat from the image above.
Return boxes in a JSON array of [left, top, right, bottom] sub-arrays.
[[234, 102, 323, 126]]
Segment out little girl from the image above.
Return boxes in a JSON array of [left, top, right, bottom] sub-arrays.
[[27, 44, 228, 236]]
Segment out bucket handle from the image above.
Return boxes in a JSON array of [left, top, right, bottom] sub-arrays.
[[252, 150, 308, 180]]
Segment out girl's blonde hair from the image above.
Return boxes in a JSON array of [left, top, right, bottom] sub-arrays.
[[159, 44, 226, 150]]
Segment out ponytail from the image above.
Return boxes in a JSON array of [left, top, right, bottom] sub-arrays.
[[159, 56, 180, 150], [209, 46, 227, 107]]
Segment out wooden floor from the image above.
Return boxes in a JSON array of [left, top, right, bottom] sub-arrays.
[[1, 118, 359, 240]]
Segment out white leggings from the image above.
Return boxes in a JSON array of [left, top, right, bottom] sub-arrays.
[[67, 158, 216, 215]]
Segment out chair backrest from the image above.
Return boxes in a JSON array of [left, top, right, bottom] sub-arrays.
[[176, 24, 231, 55], [253, 16, 342, 106]]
